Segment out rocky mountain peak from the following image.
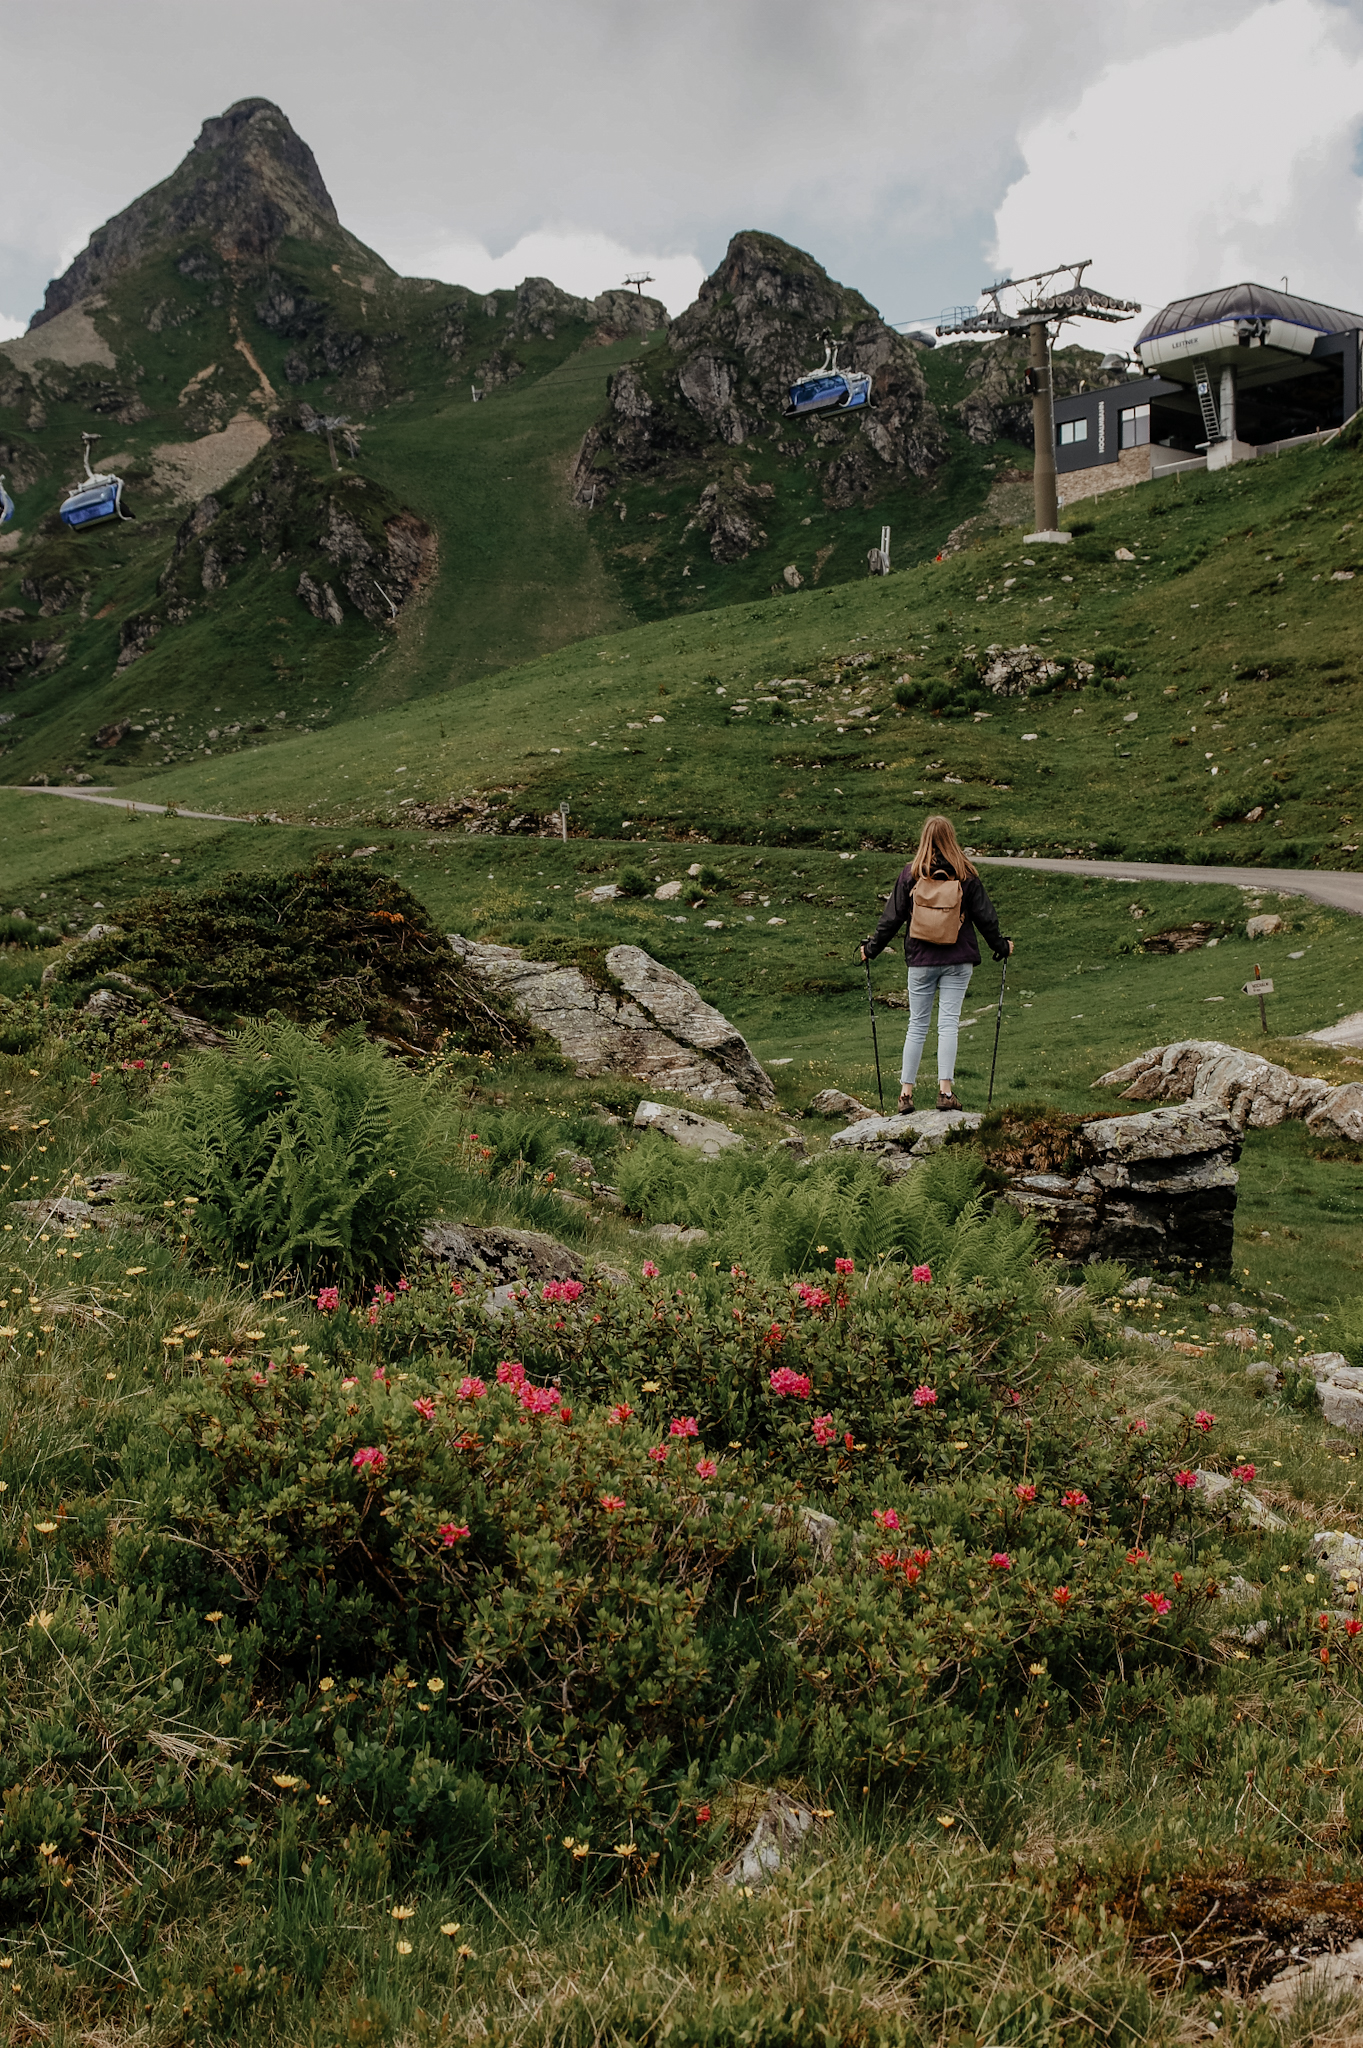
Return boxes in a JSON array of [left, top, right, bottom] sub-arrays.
[[574, 229, 945, 528], [31, 97, 369, 329]]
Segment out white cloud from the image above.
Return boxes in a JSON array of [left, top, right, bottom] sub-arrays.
[[389, 225, 706, 319], [0, 313, 26, 341], [991, 0, 1363, 353]]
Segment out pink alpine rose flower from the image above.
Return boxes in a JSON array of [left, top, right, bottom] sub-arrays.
[[796, 1283, 831, 1312], [834, 1257, 855, 1275], [641, 1261, 660, 1279], [912, 1385, 938, 1409], [872, 1508, 901, 1532], [669, 1416, 699, 1438], [769, 1366, 812, 1399], [647, 1445, 669, 1464], [1060, 1489, 1090, 1510], [542, 1279, 584, 1304], [519, 1384, 562, 1416], [496, 1361, 526, 1387], [607, 1403, 634, 1425], [1142, 1591, 1172, 1616], [990, 1552, 1012, 1571], [911, 1264, 932, 1285], [412, 1397, 436, 1422], [1014, 1483, 1037, 1503], [1173, 1470, 1199, 1490], [599, 1494, 626, 1514], [457, 1376, 487, 1402], [352, 1447, 385, 1475], [438, 1521, 469, 1546], [695, 1458, 718, 1481], [316, 1287, 340, 1315], [811, 1413, 837, 1447], [1194, 1410, 1215, 1432], [1231, 1462, 1256, 1483]]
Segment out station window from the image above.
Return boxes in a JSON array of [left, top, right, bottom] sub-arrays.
[[1057, 418, 1088, 445], [1120, 403, 1151, 448]]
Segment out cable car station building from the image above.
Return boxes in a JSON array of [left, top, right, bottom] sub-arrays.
[[1053, 283, 1363, 505]]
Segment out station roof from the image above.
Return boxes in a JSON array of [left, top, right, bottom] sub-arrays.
[[1137, 282, 1363, 346]]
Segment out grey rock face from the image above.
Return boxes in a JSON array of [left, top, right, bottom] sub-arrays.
[[1312, 1530, 1363, 1590], [1094, 1039, 1334, 1131], [633, 1101, 744, 1155], [449, 936, 774, 1108], [572, 231, 946, 512], [808, 1088, 875, 1120], [419, 1223, 582, 1287], [1245, 913, 1284, 937], [1003, 1102, 1242, 1271], [1306, 1083, 1363, 1145]]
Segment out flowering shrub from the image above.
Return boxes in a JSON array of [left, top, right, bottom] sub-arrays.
[[769, 1367, 812, 1399]]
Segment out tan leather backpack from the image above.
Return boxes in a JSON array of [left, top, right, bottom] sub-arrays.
[[909, 873, 964, 944]]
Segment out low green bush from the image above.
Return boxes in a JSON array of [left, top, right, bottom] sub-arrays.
[[616, 868, 651, 898], [118, 1015, 465, 1285]]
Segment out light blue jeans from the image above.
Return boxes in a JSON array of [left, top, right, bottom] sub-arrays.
[[901, 963, 974, 1086]]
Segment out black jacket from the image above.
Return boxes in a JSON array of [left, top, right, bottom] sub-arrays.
[[864, 863, 1007, 968]]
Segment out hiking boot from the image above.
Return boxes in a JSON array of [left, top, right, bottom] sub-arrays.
[[937, 1085, 963, 1111], [896, 1085, 914, 1114]]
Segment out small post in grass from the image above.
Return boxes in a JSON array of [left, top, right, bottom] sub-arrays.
[[1242, 963, 1273, 1035], [558, 800, 570, 845]]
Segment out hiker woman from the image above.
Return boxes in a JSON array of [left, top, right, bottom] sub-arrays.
[[860, 814, 1012, 1114]]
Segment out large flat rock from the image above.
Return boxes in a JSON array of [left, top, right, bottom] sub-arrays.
[[449, 936, 774, 1108], [633, 1100, 745, 1154]]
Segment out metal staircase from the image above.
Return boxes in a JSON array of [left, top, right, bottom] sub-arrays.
[[1192, 360, 1223, 444]]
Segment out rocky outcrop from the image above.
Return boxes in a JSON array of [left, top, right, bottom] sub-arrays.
[[572, 231, 945, 512], [419, 1223, 582, 1287], [1003, 1103, 1242, 1271], [31, 99, 384, 329], [955, 334, 1105, 448], [829, 1107, 982, 1174], [449, 937, 776, 1109], [977, 645, 1094, 698], [1094, 1040, 1348, 1134], [684, 464, 773, 562]]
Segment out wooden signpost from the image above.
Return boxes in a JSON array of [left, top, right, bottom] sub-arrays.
[[559, 800, 570, 844], [1243, 964, 1273, 1034]]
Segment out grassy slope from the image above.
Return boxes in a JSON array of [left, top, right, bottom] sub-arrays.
[[39, 430, 1355, 874], [4, 797, 1360, 1320], [0, 230, 1033, 795]]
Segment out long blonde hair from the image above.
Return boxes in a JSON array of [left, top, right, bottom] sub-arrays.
[[910, 813, 978, 881]]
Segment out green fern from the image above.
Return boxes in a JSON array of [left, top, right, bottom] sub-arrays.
[[118, 1015, 464, 1285], [615, 1137, 1039, 1285]]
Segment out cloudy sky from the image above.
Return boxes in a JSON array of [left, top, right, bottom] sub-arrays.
[[3, 0, 1363, 350]]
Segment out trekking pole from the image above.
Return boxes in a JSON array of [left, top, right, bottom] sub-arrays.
[[861, 952, 885, 1112], [986, 948, 1011, 1109]]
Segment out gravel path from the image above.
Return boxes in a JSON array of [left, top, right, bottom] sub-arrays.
[[977, 854, 1363, 918], [7, 788, 1363, 920], [0, 785, 302, 826]]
